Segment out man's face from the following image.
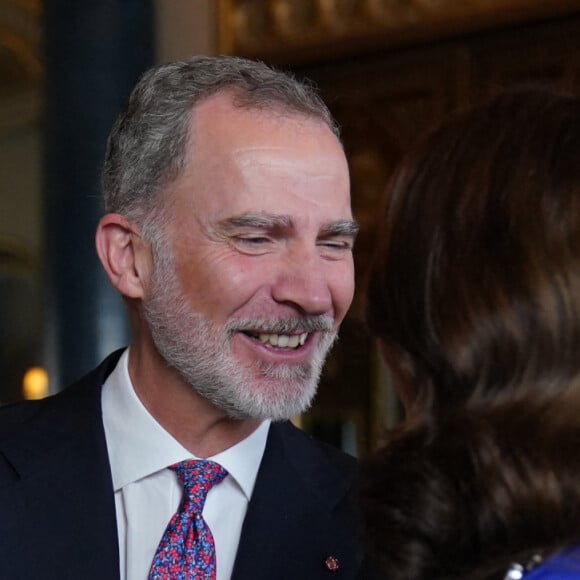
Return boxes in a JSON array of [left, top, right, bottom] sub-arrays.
[[143, 94, 356, 420]]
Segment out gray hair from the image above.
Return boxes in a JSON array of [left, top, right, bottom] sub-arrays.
[[102, 55, 340, 241]]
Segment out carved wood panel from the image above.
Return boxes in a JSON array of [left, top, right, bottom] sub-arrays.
[[218, 0, 580, 65]]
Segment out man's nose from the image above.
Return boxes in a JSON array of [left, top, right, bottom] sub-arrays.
[[270, 246, 333, 316]]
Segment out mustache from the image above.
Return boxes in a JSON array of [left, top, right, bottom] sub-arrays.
[[225, 315, 335, 335]]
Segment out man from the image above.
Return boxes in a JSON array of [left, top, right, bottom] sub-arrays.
[[0, 56, 372, 579]]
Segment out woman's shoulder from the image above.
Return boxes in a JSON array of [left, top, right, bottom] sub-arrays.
[[525, 546, 580, 579]]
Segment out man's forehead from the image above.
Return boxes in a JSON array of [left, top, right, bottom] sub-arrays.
[[189, 92, 340, 151]]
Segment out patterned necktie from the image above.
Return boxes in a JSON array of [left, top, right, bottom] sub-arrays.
[[149, 459, 228, 580]]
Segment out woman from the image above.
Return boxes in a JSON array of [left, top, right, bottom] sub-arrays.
[[360, 90, 580, 579]]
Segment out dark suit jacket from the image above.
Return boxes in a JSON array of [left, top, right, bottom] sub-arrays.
[[0, 351, 374, 579]]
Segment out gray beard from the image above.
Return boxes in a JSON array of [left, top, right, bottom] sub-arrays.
[[142, 257, 337, 420]]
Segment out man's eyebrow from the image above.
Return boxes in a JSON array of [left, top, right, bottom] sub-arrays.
[[219, 213, 359, 238], [219, 213, 292, 230], [319, 219, 360, 238]]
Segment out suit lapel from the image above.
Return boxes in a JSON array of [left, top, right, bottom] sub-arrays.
[[232, 421, 363, 580], [0, 352, 122, 580], [1, 353, 367, 579]]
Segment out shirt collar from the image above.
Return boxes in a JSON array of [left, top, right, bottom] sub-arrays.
[[101, 348, 270, 500]]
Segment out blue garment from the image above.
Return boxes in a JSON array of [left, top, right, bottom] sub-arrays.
[[526, 546, 580, 579]]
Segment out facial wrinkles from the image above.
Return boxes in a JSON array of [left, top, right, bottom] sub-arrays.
[[235, 144, 347, 172], [142, 248, 338, 420], [141, 103, 350, 418], [188, 96, 350, 211], [234, 148, 349, 204]]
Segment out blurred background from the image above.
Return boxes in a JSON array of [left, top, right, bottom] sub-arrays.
[[1, 0, 580, 454]]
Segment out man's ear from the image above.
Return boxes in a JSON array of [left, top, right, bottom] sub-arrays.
[[95, 214, 151, 299]]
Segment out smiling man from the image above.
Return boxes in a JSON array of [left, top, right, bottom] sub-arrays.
[[0, 56, 376, 580]]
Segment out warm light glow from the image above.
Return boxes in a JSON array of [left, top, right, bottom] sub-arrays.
[[22, 366, 49, 400]]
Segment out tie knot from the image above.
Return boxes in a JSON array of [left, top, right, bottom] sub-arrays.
[[170, 459, 228, 507], [150, 459, 226, 579]]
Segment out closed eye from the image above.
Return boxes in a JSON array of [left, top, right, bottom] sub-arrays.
[[318, 219, 358, 256], [236, 236, 271, 245], [230, 234, 276, 255], [317, 238, 354, 259], [319, 239, 353, 249]]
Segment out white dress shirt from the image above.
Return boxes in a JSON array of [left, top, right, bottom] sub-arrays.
[[101, 349, 270, 580]]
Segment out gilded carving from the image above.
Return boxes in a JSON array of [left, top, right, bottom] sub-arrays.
[[0, 0, 42, 95], [0, 0, 41, 130], [232, 1, 272, 45], [270, 0, 317, 37], [218, 0, 580, 63], [317, 0, 363, 31], [364, 0, 418, 24]]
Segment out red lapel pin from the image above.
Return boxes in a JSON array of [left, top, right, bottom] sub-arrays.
[[325, 556, 340, 572]]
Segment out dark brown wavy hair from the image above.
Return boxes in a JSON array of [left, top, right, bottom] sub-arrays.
[[365, 89, 580, 416], [358, 389, 580, 580]]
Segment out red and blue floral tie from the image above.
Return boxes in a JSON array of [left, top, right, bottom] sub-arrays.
[[149, 459, 228, 580]]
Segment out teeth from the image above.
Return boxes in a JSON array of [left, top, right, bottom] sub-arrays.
[[256, 332, 308, 349]]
